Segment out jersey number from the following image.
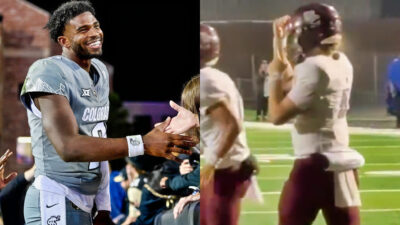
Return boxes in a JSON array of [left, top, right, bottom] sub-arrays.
[[89, 122, 107, 170]]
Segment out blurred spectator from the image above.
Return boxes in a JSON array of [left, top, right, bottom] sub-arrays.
[[132, 159, 180, 225], [386, 57, 400, 127], [120, 158, 147, 225], [0, 149, 18, 189], [0, 164, 35, 225], [154, 158, 200, 225], [257, 60, 269, 121], [154, 75, 200, 225], [110, 167, 129, 224]]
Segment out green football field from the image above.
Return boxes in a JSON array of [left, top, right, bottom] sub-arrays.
[[240, 125, 400, 225]]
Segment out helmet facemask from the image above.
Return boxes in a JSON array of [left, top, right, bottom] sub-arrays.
[[285, 3, 342, 63]]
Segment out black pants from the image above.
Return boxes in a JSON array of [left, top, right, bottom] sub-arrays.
[[256, 94, 268, 117]]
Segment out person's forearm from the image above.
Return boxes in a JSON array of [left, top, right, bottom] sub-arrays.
[[54, 135, 128, 162], [206, 102, 241, 165], [213, 118, 240, 163], [269, 77, 286, 125], [168, 167, 200, 190]]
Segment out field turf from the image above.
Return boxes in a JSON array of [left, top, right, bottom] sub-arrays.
[[240, 125, 400, 225]]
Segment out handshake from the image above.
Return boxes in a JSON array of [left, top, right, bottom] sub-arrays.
[[144, 100, 199, 162]]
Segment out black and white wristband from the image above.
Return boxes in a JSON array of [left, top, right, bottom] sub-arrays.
[[126, 135, 144, 157]]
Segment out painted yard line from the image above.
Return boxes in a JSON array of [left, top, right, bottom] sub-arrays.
[[259, 164, 292, 168], [241, 208, 400, 215], [261, 191, 281, 195], [260, 189, 400, 195], [260, 163, 400, 168], [252, 145, 400, 151], [241, 211, 277, 215], [257, 176, 288, 180], [244, 121, 400, 136], [359, 189, 400, 193], [256, 154, 295, 161], [250, 139, 400, 144], [256, 174, 400, 180], [365, 171, 400, 176], [256, 175, 371, 180]]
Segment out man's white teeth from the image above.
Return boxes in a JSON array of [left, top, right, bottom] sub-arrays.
[[88, 40, 101, 47]]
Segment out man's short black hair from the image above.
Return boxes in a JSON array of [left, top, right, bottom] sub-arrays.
[[45, 0, 96, 43]]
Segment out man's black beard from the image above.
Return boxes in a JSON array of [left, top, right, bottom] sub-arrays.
[[72, 42, 102, 60]]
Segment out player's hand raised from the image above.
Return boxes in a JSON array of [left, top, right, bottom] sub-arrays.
[[273, 15, 291, 61], [269, 15, 291, 76], [143, 117, 196, 162]]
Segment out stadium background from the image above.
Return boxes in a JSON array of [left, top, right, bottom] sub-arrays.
[[201, 0, 400, 224], [202, 0, 400, 128]]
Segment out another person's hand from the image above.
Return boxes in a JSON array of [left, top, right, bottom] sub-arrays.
[[173, 193, 200, 219], [93, 211, 114, 225], [143, 117, 195, 162], [24, 165, 36, 182], [0, 149, 18, 189], [179, 159, 193, 175], [160, 177, 168, 189], [165, 101, 199, 134]]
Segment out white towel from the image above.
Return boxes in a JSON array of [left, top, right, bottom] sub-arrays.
[[334, 170, 361, 207], [40, 189, 66, 225], [33, 175, 94, 213], [243, 175, 264, 204], [322, 149, 365, 172]]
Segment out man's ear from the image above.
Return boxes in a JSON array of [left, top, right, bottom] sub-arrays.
[[57, 36, 70, 48]]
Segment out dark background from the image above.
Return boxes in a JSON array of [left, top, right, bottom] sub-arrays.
[[27, 0, 199, 102]]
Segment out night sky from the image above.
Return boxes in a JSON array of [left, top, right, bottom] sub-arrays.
[[27, 0, 200, 102]]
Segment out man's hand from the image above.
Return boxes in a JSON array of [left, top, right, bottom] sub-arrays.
[[160, 177, 168, 189], [179, 159, 193, 175], [93, 211, 114, 225], [24, 165, 36, 182], [173, 193, 200, 219], [0, 149, 18, 189], [143, 118, 196, 162], [273, 15, 291, 62], [269, 15, 291, 76], [165, 101, 199, 134]]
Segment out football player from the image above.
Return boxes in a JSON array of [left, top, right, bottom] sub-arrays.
[[200, 23, 257, 225], [20, 1, 195, 225], [267, 3, 364, 225]]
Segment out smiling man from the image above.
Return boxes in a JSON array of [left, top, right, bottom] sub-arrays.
[[20, 1, 195, 225]]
